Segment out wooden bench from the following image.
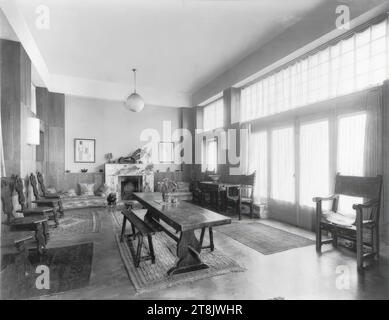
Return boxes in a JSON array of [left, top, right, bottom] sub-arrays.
[[120, 209, 156, 267]]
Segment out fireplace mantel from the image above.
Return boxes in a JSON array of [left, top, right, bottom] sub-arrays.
[[105, 163, 154, 200]]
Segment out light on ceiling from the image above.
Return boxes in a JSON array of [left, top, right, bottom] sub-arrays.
[[26, 117, 40, 145], [125, 68, 144, 112]]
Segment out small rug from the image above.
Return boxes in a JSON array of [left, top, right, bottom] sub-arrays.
[[217, 222, 314, 255], [50, 210, 101, 237], [111, 212, 244, 294], [1, 242, 93, 299]]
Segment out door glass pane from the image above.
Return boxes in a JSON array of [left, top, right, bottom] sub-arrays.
[[271, 127, 294, 202], [337, 113, 367, 213], [299, 120, 329, 208]]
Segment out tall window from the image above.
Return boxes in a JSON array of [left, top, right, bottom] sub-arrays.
[[299, 120, 329, 208], [271, 127, 294, 203], [249, 131, 267, 202], [203, 99, 224, 132], [205, 138, 218, 172], [241, 18, 388, 122], [337, 112, 367, 213]]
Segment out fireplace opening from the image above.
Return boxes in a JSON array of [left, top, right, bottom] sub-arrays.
[[120, 176, 142, 200]]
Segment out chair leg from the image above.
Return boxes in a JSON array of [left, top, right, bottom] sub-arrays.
[[316, 225, 322, 253], [209, 227, 214, 251], [135, 234, 143, 268], [375, 224, 380, 260], [147, 234, 155, 264], [332, 231, 338, 248], [236, 201, 241, 220], [58, 200, 64, 217], [356, 214, 363, 271], [120, 217, 127, 242], [250, 203, 254, 219], [52, 208, 59, 228]]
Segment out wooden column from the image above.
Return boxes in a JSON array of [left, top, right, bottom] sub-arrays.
[[36, 87, 65, 190], [1, 39, 35, 178]]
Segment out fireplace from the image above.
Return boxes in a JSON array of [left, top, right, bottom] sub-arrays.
[[119, 176, 142, 200], [104, 163, 154, 202]]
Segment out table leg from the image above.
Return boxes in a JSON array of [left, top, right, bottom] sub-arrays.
[[167, 230, 208, 275]]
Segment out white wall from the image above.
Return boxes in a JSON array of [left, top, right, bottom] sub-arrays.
[[65, 95, 182, 172]]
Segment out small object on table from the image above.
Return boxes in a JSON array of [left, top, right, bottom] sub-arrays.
[[81, 168, 88, 173], [107, 193, 117, 213]]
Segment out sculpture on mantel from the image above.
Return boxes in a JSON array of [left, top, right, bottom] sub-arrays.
[[116, 147, 151, 164]]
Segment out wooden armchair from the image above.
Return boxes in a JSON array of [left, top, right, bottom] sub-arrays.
[[226, 172, 256, 220], [313, 174, 382, 270], [1, 178, 49, 254], [14, 175, 59, 227], [30, 173, 64, 217], [190, 181, 203, 204]]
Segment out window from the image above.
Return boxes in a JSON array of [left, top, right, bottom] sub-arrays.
[[159, 142, 174, 163], [249, 131, 267, 202], [203, 99, 224, 132], [299, 120, 329, 208], [241, 18, 388, 122], [205, 138, 218, 172], [337, 112, 367, 213], [271, 127, 294, 203]]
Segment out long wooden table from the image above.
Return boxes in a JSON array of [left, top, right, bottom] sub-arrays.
[[133, 192, 231, 275]]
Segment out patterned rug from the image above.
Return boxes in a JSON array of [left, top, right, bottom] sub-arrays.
[[50, 210, 102, 237], [111, 211, 244, 294], [217, 222, 314, 255], [1, 242, 93, 299]]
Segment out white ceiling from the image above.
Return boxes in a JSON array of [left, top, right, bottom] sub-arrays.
[[6, 0, 324, 106]]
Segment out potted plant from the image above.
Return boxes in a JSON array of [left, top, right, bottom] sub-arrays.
[[157, 178, 178, 202]]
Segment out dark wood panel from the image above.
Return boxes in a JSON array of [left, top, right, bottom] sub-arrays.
[[1, 40, 21, 176]]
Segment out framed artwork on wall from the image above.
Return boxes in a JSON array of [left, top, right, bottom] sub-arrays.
[[74, 138, 96, 163], [159, 141, 174, 163]]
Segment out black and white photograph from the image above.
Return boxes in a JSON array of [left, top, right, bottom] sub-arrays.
[[0, 0, 389, 307]]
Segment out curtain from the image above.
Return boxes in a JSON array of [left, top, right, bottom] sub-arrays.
[[337, 112, 367, 213], [299, 120, 329, 208], [364, 88, 383, 176], [239, 123, 250, 175], [249, 131, 267, 203], [271, 127, 294, 203]]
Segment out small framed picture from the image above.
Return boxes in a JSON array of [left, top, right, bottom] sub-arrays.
[[159, 141, 174, 163], [74, 138, 95, 163]]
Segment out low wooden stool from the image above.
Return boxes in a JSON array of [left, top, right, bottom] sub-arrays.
[[120, 208, 156, 267]]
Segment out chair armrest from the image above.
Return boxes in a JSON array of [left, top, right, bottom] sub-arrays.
[[312, 195, 337, 202], [352, 199, 379, 210]]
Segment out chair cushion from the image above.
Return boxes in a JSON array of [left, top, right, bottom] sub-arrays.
[[79, 183, 95, 196], [321, 211, 356, 227]]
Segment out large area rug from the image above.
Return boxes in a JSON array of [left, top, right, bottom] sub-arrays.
[[50, 209, 102, 237], [1, 242, 93, 299], [111, 211, 244, 294], [217, 222, 314, 255]]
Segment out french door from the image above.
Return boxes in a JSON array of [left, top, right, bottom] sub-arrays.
[[270, 126, 296, 224]]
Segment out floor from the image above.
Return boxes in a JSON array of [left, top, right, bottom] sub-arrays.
[[3, 207, 389, 300]]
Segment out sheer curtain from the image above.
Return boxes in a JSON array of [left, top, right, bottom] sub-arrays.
[[249, 131, 267, 203], [299, 120, 329, 208], [337, 112, 367, 213], [271, 127, 294, 203], [206, 138, 217, 172], [240, 18, 388, 122]]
